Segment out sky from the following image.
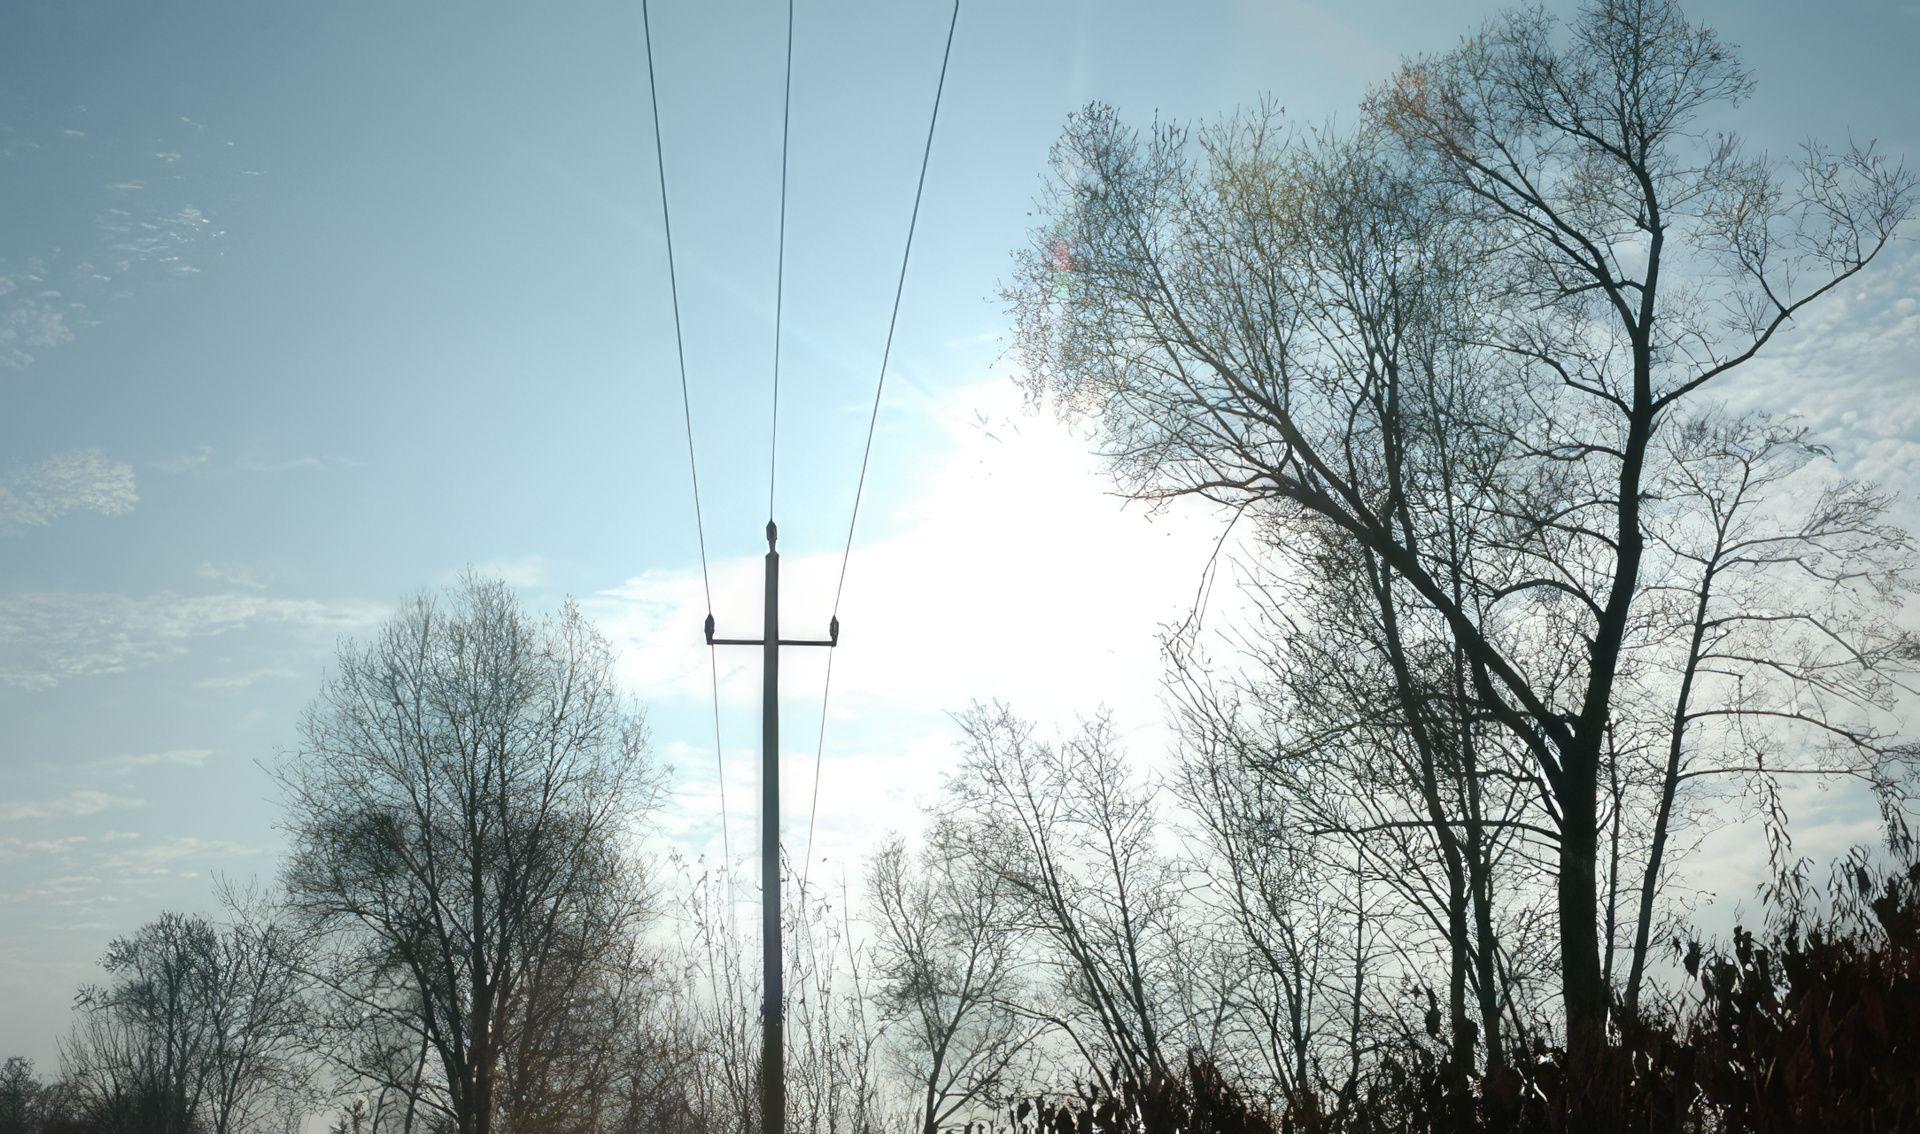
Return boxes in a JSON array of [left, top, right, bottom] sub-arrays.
[[3, 0, 1918, 1067]]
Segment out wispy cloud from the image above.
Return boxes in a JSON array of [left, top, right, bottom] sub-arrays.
[[95, 749, 212, 772], [99, 836, 261, 879], [233, 454, 363, 474], [195, 667, 297, 691], [462, 556, 552, 589], [152, 446, 212, 474], [0, 833, 260, 907], [0, 449, 137, 536], [0, 873, 110, 906], [1726, 241, 1920, 512], [0, 791, 143, 823], [3, 117, 244, 373], [0, 590, 385, 690], [196, 562, 265, 589], [0, 834, 90, 867], [0, 268, 78, 370], [155, 450, 358, 478]]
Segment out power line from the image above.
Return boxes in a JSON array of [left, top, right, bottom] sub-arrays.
[[801, 0, 961, 898], [705, 649, 737, 934], [829, 0, 960, 616], [769, 0, 794, 523], [642, 0, 731, 886]]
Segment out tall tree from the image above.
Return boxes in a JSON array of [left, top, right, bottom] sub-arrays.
[[277, 576, 659, 1134], [1006, 0, 1913, 1095]]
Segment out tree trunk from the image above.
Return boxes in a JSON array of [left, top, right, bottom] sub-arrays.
[[1556, 750, 1607, 1110], [1625, 567, 1715, 1021], [1465, 825, 1504, 1073]]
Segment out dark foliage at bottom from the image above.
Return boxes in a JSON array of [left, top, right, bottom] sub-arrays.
[[1007, 864, 1920, 1134]]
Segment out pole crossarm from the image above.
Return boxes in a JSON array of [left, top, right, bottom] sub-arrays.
[[707, 632, 839, 648], [703, 549, 840, 651]]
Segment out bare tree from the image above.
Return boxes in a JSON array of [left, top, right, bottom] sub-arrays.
[[938, 704, 1196, 1095], [869, 825, 1035, 1134], [0, 1057, 43, 1134], [59, 909, 308, 1134], [653, 853, 896, 1134], [1171, 688, 1388, 1110], [497, 931, 664, 1133], [784, 872, 893, 1134], [1005, 0, 1914, 1090], [64, 914, 215, 1134], [1616, 411, 1918, 1017], [667, 859, 758, 1134], [1169, 506, 1562, 1098], [201, 888, 312, 1134], [276, 576, 660, 1134]]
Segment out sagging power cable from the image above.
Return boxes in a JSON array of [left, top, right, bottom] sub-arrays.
[[800, 0, 962, 901], [642, 0, 733, 892]]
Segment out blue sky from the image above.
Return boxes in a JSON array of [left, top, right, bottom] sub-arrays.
[[3, 0, 1917, 1065]]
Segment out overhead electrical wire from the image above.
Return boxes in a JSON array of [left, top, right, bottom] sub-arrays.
[[769, 0, 795, 522], [800, 0, 961, 901], [828, 0, 960, 621], [642, 0, 733, 892]]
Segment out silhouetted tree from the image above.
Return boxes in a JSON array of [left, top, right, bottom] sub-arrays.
[[58, 907, 307, 1134], [870, 825, 1037, 1134], [0, 1058, 42, 1134], [938, 704, 1201, 1095], [276, 576, 661, 1134], [1006, 0, 1915, 1103]]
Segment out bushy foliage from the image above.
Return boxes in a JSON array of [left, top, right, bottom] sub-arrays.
[[1682, 862, 1920, 1131]]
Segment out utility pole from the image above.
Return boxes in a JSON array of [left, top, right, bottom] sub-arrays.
[[706, 520, 837, 1134]]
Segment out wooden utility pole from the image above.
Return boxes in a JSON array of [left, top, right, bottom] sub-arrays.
[[706, 520, 837, 1134]]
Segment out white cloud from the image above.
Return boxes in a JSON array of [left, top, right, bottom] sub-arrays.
[[96, 749, 212, 771], [0, 590, 385, 690], [0, 449, 137, 536], [195, 667, 297, 691], [0, 832, 263, 914], [234, 454, 363, 474], [0, 272, 78, 369], [1, 159, 229, 371], [0, 835, 90, 865], [98, 836, 261, 879], [152, 446, 212, 474], [0, 791, 143, 823], [463, 556, 552, 589], [196, 561, 265, 589], [0, 873, 109, 906], [1722, 241, 1920, 517]]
